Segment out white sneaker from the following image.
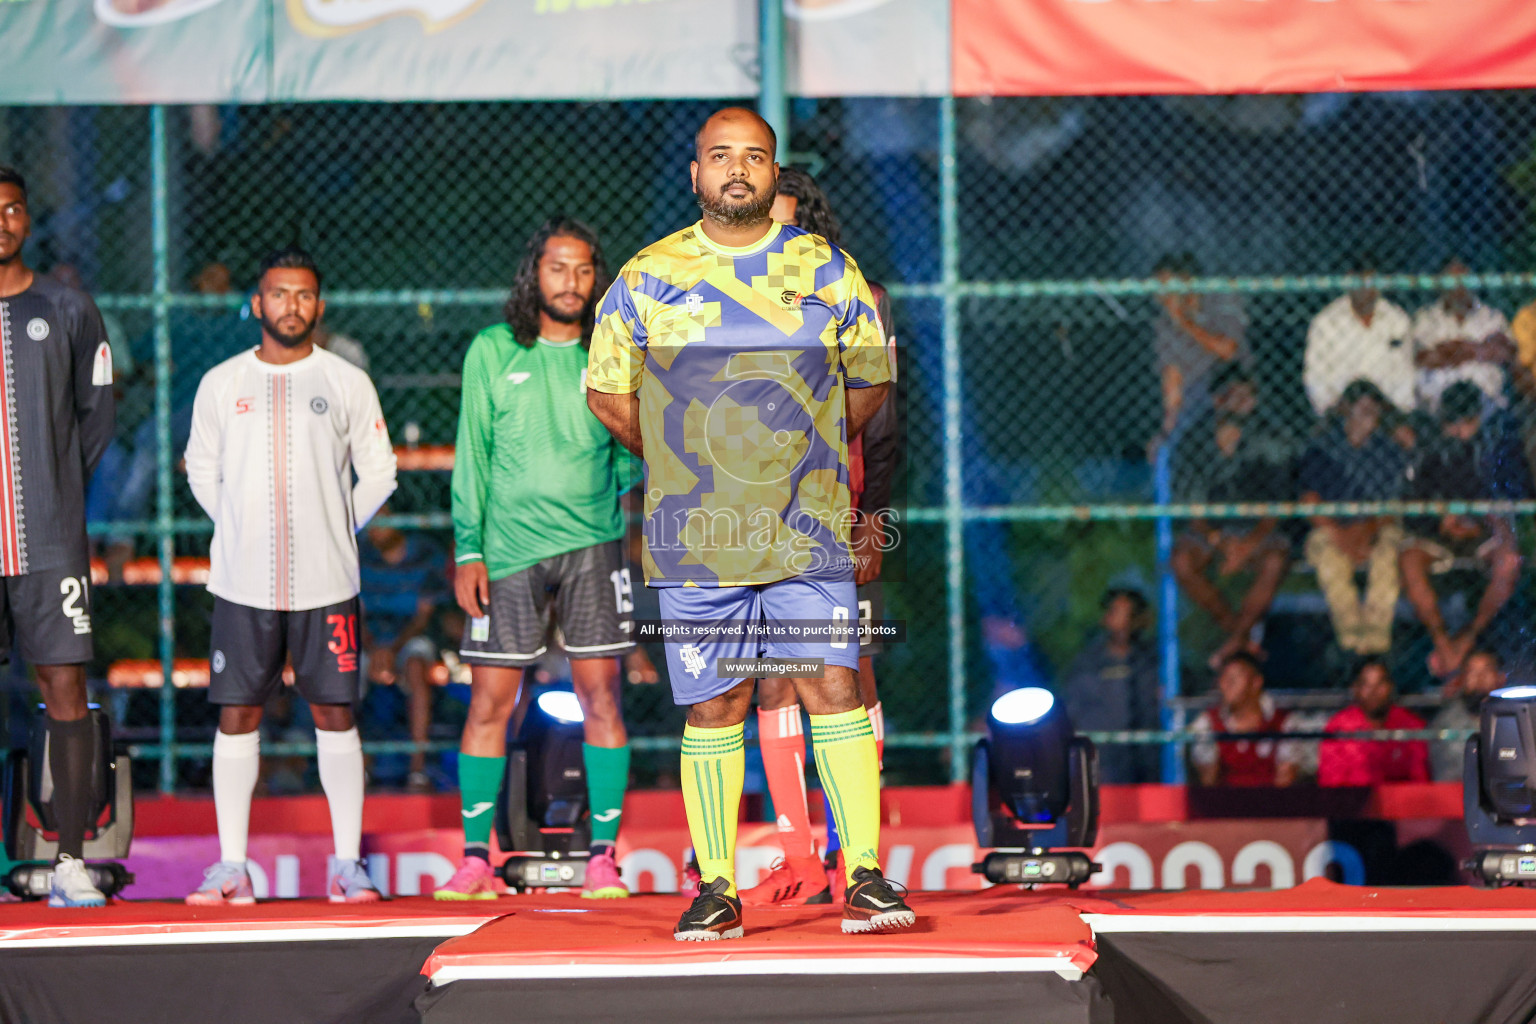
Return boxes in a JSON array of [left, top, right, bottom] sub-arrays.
[[48, 854, 107, 908]]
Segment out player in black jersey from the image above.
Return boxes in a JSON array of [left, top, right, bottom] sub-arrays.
[[0, 166, 117, 907]]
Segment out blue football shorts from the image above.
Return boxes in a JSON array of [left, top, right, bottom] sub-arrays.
[[657, 574, 859, 706]]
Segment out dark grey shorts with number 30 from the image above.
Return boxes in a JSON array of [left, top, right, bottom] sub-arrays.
[[458, 540, 635, 667]]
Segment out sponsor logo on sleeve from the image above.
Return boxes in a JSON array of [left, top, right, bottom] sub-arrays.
[[92, 342, 113, 386]]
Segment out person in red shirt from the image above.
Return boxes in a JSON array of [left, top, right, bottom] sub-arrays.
[[1190, 653, 1301, 786], [1318, 658, 1429, 786]]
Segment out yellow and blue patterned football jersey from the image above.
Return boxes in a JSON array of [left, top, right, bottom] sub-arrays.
[[587, 221, 891, 588]]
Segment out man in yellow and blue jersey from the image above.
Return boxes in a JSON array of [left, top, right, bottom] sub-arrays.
[[586, 107, 914, 940]]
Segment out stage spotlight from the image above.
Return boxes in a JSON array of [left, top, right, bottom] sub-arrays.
[[3, 706, 135, 900], [971, 687, 1099, 888], [535, 689, 585, 725], [495, 687, 592, 892], [1465, 685, 1536, 886]]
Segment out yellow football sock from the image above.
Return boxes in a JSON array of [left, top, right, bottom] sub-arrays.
[[811, 707, 881, 884], [680, 722, 745, 898]]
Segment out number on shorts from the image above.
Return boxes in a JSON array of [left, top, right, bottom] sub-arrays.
[[327, 613, 359, 673], [831, 606, 850, 649], [60, 576, 91, 635], [609, 568, 635, 614]]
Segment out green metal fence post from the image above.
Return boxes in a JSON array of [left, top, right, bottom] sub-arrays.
[[758, 0, 788, 147], [940, 96, 966, 782], [150, 105, 176, 794]]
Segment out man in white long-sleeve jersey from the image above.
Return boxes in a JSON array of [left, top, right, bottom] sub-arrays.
[[183, 247, 398, 904]]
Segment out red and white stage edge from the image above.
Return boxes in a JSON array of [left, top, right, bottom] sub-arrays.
[[4, 784, 1524, 1024]]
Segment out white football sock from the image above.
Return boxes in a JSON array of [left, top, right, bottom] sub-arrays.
[[315, 727, 365, 862], [212, 729, 261, 864]]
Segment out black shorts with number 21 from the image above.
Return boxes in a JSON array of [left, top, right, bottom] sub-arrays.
[[209, 596, 362, 706]]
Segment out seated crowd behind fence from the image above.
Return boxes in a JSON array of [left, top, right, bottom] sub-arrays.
[[1139, 254, 1535, 786]]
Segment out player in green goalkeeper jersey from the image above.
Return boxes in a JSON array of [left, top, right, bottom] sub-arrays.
[[435, 218, 640, 901]]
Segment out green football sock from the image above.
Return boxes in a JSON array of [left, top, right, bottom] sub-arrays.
[[584, 743, 631, 848], [458, 753, 506, 856]]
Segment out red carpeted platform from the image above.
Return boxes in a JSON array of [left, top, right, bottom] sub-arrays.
[[1078, 877, 1536, 939], [416, 889, 1108, 1024], [1076, 881, 1536, 1024], [423, 889, 1097, 982], [9, 882, 1536, 1023], [0, 895, 502, 948], [0, 898, 507, 1024]]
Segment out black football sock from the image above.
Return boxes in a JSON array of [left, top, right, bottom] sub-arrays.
[[47, 715, 96, 862]]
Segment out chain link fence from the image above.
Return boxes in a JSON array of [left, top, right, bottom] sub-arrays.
[[4, 92, 1536, 790]]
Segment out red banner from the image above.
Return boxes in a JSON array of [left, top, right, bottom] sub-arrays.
[[953, 0, 1536, 97]]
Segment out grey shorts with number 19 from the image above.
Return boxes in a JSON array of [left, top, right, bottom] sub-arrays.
[[458, 540, 636, 667]]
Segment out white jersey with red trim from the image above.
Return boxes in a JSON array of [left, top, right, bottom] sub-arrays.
[[185, 346, 397, 612]]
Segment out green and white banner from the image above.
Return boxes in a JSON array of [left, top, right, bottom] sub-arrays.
[[0, 0, 947, 104]]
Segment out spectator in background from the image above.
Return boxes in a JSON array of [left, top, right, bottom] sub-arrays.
[[1318, 658, 1429, 786], [1063, 588, 1160, 783], [1400, 382, 1524, 678], [1190, 653, 1301, 787], [1172, 368, 1294, 668], [1411, 258, 1513, 412], [1429, 648, 1504, 781], [1303, 257, 1414, 417], [1298, 380, 1408, 656], [358, 512, 450, 791], [1152, 252, 1250, 452], [314, 321, 370, 374]]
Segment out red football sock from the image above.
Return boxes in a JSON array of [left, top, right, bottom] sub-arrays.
[[869, 701, 885, 769], [758, 705, 817, 860]]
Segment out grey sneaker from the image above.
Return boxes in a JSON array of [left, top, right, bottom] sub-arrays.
[[328, 856, 382, 903], [185, 860, 256, 906], [49, 854, 107, 908]]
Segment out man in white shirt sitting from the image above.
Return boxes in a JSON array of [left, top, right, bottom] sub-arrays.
[[1410, 258, 1513, 412], [1303, 256, 1414, 417]]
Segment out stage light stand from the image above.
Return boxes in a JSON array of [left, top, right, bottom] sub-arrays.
[[3, 707, 134, 900], [1463, 686, 1536, 887], [971, 688, 1101, 889], [5, 861, 134, 900], [496, 690, 592, 893]]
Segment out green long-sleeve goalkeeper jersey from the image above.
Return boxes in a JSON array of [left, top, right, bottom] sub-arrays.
[[451, 325, 637, 579]]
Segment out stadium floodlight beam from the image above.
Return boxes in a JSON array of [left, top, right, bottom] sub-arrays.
[[495, 687, 592, 892], [1464, 686, 1536, 886], [971, 687, 1100, 888]]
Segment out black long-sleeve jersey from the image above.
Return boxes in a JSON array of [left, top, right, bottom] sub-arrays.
[[853, 280, 901, 516], [0, 275, 115, 576]]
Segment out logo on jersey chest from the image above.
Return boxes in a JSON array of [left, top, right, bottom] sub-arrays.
[[685, 293, 704, 315], [311, 396, 329, 415], [25, 318, 48, 341], [779, 290, 804, 310], [506, 371, 532, 386], [235, 397, 255, 415]]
